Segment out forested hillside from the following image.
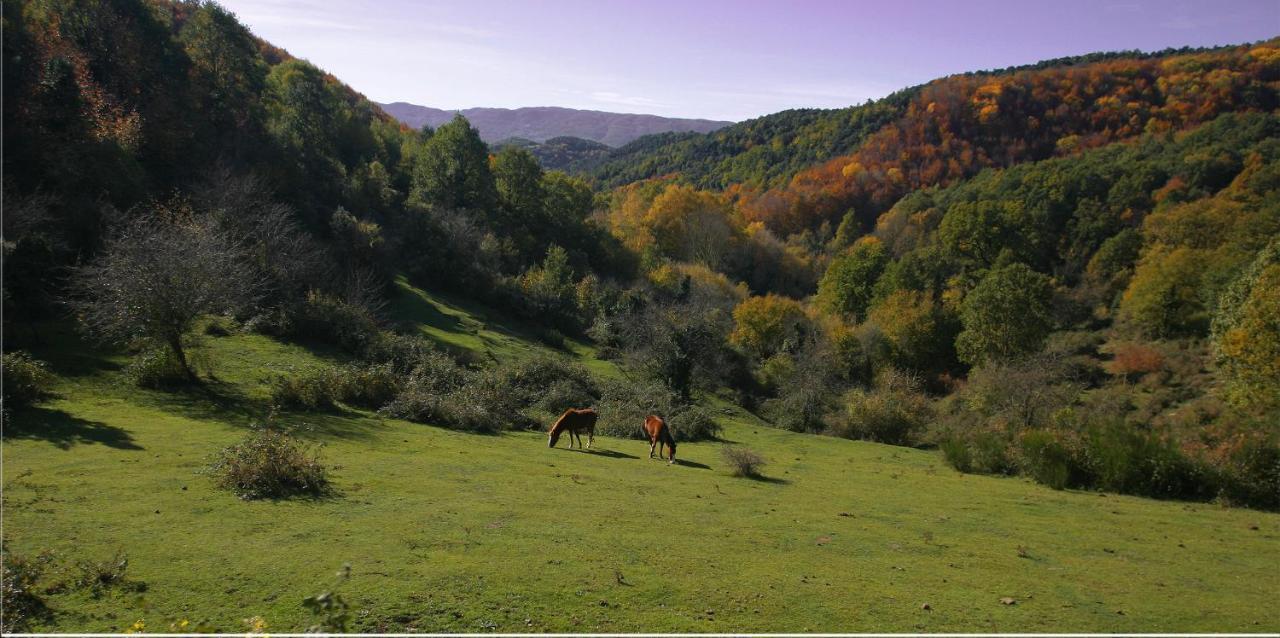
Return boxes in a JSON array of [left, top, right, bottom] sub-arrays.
[[587, 95, 913, 191], [4, 0, 1278, 530], [584, 46, 1274, 197]]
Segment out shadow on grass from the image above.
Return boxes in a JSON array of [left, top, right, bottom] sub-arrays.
[[16, 321, 125, 378], [280, 410, 390, 441], [743, 474, 790, 485], [388, 279, 465, 334], [129, 381, 385, 441], [575, 447, 640, 460], [673, 458, 712, 470], [242, 487, 343, 504], [4, 407, 143, 450], [131, 377, 264, 425]]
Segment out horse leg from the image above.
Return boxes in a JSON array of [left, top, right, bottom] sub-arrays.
[[649, 439, 656, 458], [587, 429, 594, 449]]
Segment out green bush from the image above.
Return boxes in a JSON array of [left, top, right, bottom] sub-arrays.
[[835, 368, 932, 445], [595, 377, 677, 439], [1017, 429, 1090, 490], [438, 367, 527, 433], [1, 352, 55, 412], [668, 406, 722, 441], [293, 292, 380, 354], [209, 426, 330, 500], [338, 363, 401, 409], [360, 332, 440, 373], [1084, 422, 1212, 500], [496, 356, 598, 415], [379, 354, 524, 433], [941, 430, 1017, 475], [270, 367, 344, 412], [1216, 436, 1280, 510], [123, 348, 190, 389], [271, 363, 401, 412]]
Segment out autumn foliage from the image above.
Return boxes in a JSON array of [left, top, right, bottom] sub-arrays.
[[738, 42, 1280, 236]]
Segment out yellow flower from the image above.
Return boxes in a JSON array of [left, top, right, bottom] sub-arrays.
[[244, 615, 268, 633], [125, 619, 145, 634]]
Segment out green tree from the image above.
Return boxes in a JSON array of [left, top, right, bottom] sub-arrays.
[[729, 294, 808, 359], [178, 1, 267, 154], [1118, 246, 1213, 338], [264, 60, 347, 161], [1212, 241, 1280, 412], [817, 237, 888, 320], [518, 245, 577, 327], [955, 263, 1054, 366], [410, 115, 496, 213], [829, 209, 860, 250], [867, 290, 959, 373], [493, 146, 545, 226]]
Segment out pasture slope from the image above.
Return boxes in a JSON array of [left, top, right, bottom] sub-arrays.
[[4, 279, 1278, 633]]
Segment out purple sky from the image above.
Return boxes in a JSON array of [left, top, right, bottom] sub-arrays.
[[217, 0, 1279, 121]]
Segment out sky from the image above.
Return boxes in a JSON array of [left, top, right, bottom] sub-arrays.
[[217, 0, 1280, 122]]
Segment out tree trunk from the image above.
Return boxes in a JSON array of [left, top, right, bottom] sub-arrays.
[[168, 335, 197, 382]]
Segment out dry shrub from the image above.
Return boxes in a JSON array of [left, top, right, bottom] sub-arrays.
[[721, 446, 766, 478], [1108, 342, 1165, 379], [210, 426, 330, 500]]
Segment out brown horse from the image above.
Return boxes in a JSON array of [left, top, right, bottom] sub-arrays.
[[643, 415, 676, 463], [548, 408, 597, 449]]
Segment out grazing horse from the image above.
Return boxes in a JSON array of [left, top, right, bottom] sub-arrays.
[[548, 408, 597, 449], [643, 415, 676, 463]]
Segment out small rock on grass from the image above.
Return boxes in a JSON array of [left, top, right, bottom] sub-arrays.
[[1000, 597, 1017, 605]]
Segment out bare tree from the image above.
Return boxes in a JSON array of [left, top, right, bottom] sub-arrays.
[[71, 203, 260, 379], [192, 168, 332, 308]]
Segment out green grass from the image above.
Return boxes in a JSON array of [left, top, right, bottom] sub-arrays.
[[4, 285, 1278, 632]]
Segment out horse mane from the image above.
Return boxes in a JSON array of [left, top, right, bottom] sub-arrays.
[[549, 408, 574, 434]]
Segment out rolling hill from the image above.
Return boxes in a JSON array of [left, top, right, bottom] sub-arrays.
[[377, 102, 732, 147], [5, 278, 1277, 632]]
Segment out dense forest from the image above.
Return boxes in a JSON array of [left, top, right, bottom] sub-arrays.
[[3, 0, 1278, 512]]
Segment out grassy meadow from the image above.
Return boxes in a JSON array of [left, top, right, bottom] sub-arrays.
[[3, 283, 1278, 633]]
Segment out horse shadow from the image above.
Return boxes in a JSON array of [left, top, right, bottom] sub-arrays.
[[672, 458, 712, 470], [573, 448, 640, 460]]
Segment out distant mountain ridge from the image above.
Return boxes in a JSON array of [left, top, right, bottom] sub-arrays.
[[377, 102, 732, 147]]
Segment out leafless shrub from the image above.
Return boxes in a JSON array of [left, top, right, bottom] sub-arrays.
[[721, 446, 766, 478]]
